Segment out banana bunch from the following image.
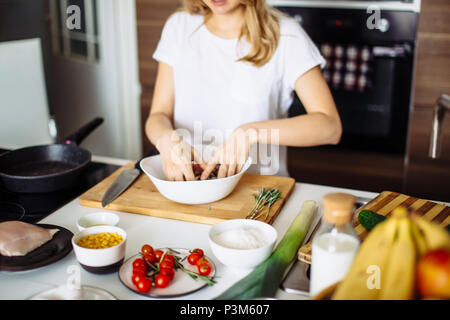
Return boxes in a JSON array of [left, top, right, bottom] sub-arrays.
[[332, 207, 450, 300]]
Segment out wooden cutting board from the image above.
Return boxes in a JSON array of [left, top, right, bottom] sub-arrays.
[[79, 162, 296, 225], [298, 191, 450, 263]]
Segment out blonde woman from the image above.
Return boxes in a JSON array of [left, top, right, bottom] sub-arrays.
[[146, 0, 342, 181]]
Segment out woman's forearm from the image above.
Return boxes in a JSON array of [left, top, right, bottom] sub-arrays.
[[243, 66, 342, 148], [241, 112, 342, 147], [145, 112, 176, 151], [145, 61, 178, 152]]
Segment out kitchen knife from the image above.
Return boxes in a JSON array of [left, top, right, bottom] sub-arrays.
[[101, 160, 143, 208]]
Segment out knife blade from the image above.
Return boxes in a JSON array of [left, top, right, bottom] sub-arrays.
[[101, 161, 142, 207]]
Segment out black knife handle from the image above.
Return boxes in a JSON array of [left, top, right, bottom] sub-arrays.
[[135, 159, 143, 172], [135, 150, 160, 171]]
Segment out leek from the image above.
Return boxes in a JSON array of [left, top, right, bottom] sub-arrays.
[[215, 200, 318, 300]]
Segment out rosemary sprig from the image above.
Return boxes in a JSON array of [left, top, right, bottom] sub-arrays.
[[246, 186, 282, 220], [167, 248, 181, 255]]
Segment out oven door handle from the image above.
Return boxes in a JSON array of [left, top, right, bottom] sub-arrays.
[[372, 45, 411, 58]]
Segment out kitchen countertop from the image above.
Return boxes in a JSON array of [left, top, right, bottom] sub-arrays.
[[0, 156, 378, 300]]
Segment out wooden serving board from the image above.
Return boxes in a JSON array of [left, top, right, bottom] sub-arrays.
[[298, 191, 450, 263], [79, 162, 296, 225]]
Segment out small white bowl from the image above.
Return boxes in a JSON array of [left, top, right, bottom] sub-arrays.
[[72, 225, 127, 274], [140, 155, 252, 205], [77, 212, 119, 231], [208, 219, 277, 269]]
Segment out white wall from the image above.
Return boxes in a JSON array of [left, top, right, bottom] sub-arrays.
[[0, 38, 53, 148], [48, 0, 142, 159]]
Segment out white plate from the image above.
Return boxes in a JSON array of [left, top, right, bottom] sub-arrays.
[[119, 248, 216, 298], [28, 285, 117, 300]]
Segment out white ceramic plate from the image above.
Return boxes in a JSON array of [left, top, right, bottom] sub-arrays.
[[119, 248, 216, 298], [28, 285, 117, 300]]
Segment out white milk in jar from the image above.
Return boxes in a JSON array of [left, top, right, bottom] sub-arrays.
[[310, 193, 360, 297], [310, 232, 359, 297]]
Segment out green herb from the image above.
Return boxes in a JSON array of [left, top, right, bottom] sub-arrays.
[[246, 186, 282, 221], [174, 258, 216, 286], [167, 248, 181, 255], [216, 200, 317, 300]]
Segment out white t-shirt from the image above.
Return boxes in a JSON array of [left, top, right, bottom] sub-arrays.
[[153, 11, 325, 176]]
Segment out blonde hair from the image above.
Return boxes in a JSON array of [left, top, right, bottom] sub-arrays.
[[182, 0, 281, 67]]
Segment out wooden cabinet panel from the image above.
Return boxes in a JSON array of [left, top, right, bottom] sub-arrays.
[[413, 0, 450, 107], [136, 0, 181, 23], [139, 60, 158, 90], [417, 0, 450, 34], [414, 84, 450, 108], [404, 0, 450, 202], [135, 0, 181, 155], [136, 24, 165, 62], [287, 147, 404, 193], [414, 33, 450, 106], [415, 53, 450, 84], [405, 106, 450, 202], [140, 90, 154, 156]]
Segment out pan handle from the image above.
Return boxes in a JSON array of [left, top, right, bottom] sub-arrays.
[[63, 117, 104, 146]]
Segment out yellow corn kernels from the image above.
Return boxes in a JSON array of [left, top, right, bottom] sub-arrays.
[[77, 232, 123, 249]]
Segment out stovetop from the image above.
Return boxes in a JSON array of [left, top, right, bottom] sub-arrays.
[[0, 149, 120, 223]]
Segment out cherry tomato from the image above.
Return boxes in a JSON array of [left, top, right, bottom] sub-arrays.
[[192, 248, 204, 257], [132, 265, 147, 275], [155, 274, 171, 288], [162, 254, 175, 264], [187, 253, 201, 265], [159, 260, 174, 269], [136, 277, 152, 293], [159, 267, 175, 280], [198, 263, 211, 276], [196, 257, 209, 267], [141, 244, 154, 256], [154, 249, 164, 262], [143, 253, 156, 264], [132, 272, 146, 285], [132, 258, 146, 269]]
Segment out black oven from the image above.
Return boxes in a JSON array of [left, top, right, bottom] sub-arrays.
[[279, 5, 419, 155]]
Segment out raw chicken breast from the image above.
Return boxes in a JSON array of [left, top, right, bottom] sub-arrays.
[[0, 221, 59, 257]]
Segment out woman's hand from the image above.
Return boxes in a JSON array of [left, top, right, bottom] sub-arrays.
[[157, 131, 206, 181], [201, 126, 258, 180]]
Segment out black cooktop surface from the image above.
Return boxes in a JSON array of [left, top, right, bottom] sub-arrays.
[[0, 149, 120, 223]]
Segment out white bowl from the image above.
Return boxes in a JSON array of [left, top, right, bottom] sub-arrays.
[[208, 219, 277, 269], [140, 155, 252, 204], [76, 212, 120, 231], [72, 225, 127, 274]]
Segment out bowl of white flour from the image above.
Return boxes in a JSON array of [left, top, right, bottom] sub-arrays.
[[208, 219, 277, 268]]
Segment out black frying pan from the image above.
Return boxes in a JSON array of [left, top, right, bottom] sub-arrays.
[[0, 117, 103, 193]]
